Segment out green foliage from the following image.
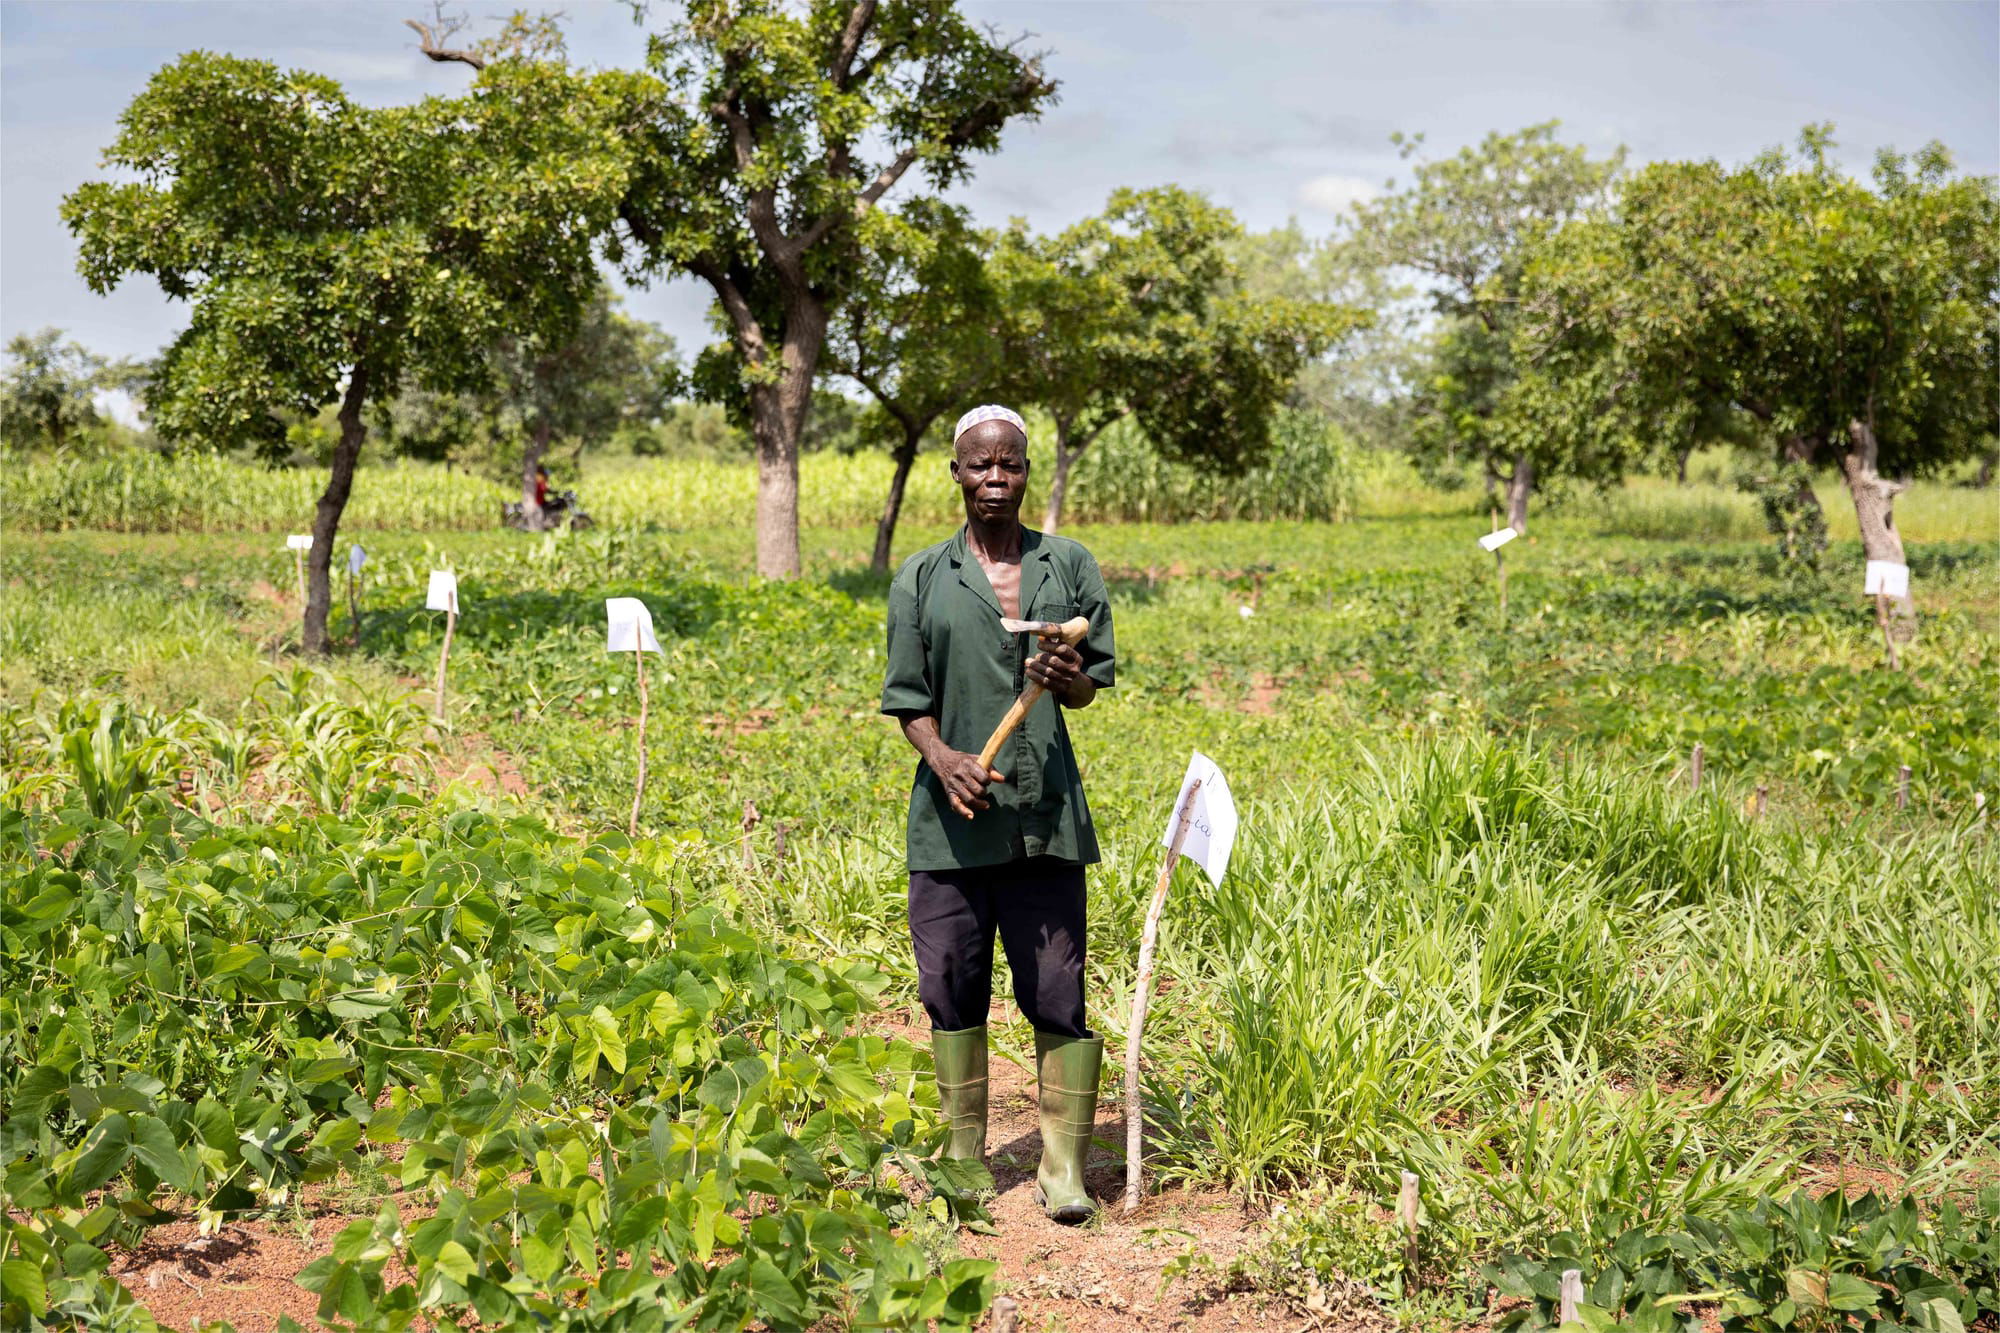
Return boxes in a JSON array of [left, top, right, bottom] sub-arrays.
[[1344, 123, 1626, 508], [4, 453, 1994, 1328], [1, 681, 995, 1331], [371, 287, 682, 482], [62, 49, 645, 649], [1486, 1189, 2000, 1333], [11, 450, 507, 533], [1066, 410, 1359, 523], [614, 0, 1056, 576], [993, 186, 1365, 527], [1, 328, 130, 454], [64, 52, 638, 451], [1516, 125, 1999, 565]]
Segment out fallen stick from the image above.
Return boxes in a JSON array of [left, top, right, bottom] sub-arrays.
[[1123, 777, 1201, 1214]]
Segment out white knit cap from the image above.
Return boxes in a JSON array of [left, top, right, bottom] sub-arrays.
[[952, 404, 1028, 443]]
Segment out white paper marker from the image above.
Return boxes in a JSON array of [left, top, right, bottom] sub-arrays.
[[347, 544, 367, 575], [286, 534, 313, 551], [605, 597, 661, 653], [1479, 527, 1519, 552], [1160, 751, 1238, 887], [1864, 560, 1910, 598], [426, 570, 459, 614]]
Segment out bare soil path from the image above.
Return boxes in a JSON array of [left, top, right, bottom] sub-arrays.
[[878, 1010, 1350, 1333]]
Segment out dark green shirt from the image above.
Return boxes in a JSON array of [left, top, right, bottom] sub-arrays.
[[882, 526, 1116, 872]]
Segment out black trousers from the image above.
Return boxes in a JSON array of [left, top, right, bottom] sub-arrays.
[[908, 856, 1090, 1038]]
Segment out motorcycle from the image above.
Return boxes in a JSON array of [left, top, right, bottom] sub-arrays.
[[501, 488, 595, 531]]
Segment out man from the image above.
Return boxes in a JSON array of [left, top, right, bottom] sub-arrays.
[[881, 404, 1116, 1223]]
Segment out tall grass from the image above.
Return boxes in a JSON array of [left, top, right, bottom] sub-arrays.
[[1131, 741, 1999, 1244], [16, 442, 1995, 542], [11, 449, 507, 533]]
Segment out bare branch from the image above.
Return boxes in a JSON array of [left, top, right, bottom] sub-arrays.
[[405, 4, 486, 69]]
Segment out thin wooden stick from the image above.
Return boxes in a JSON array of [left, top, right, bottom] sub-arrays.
[[1897, 764, 1911, 811], [1559, 1269, 1583, 1325], [1124, 777, 1201, 1214], [1397, 1171, 1421, 1287], [1752, 784, 1768, 819], [1690, 742, 1704, 793], [1492, 506, 1507, 626], [293, 547, 307, 608], [629, 644, 649, 836], [433, 608, 456, 719], [1875, 593, 1901, 670], [348, 568, 362, 650]]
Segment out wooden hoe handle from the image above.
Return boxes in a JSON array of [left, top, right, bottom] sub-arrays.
[[976, 616, 1089, 772]]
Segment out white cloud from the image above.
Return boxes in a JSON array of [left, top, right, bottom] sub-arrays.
[[1294, 173, 1381, 218]]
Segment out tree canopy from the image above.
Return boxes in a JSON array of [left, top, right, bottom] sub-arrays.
[[1344, 123, 1624, 530], [1, 328, 133, 453], [1515, 126, 1999, 618], [65, 51, 642, 651], [993, 186, 1362, 532], [822, 199, 1003, 573], [610, 0, 1056, 577]]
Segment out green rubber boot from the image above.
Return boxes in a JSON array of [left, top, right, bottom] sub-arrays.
[[1033, 1030, 1103, 1223], [931, 1025, 988, 1161]]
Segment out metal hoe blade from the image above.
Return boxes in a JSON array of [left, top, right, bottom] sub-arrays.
[[999, 618, 1060, 634]]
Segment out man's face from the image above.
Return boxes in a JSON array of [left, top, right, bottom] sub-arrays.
[[951, 423, 1029, 523]]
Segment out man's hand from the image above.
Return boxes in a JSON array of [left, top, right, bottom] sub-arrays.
[[1026, 635, 1089, 703], [935, 750, 1006, 820]]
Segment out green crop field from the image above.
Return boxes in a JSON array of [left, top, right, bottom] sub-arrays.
[[4, 456, 1998, 1333]]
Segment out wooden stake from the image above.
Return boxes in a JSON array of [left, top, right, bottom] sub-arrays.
[[628, 644, 649, 837], [1874, 594, 1901, 670], [1124, 777, 1202, 1214], [293, 546, 307, 608], [1752, 784, 1768, 819], [1689, 742, 1704, 793], [433, 608, 456, 719], [347, 568, 362, 650], [1397, 1171, 1421, 1287], [990, 1295, 1019, 1333], [1492, 506, 1508, 626], [1559, 1269, 1584, 1325], [1897, 764, 1911, 811], [740, 801, 761, 873]]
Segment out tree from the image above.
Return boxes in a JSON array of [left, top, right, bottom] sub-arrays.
[[1346, 123, 1624, 531], [1230, 223, 1432, 457], [371, 288, 679, 511], [0, 328, 124, 451], [995, 186, 1359, 533], [823, 201, 1003, 573], [607, 0, 1056, 578], [1516, 127, 1998, 624], [64, 52, 640, 652]]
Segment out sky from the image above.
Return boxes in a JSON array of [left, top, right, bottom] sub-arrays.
[[4, 0, 1996, 391]]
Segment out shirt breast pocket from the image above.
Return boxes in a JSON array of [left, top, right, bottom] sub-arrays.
[[1034, 598, 1081, 627]]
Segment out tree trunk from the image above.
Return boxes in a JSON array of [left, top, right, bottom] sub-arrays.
[[521, 416, 553, 530], [870, 430, 921, 576], [1505, 453, 1534, 534], [1840, 418, 1916, 626], [304, 367, 369, 656], [1675, 444, 1693, 485], [1041, 417, 1084, 534], [750, 298, 828, 580], [1042, 445, 1080, 534]]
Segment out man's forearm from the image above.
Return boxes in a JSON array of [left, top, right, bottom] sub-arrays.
[[899, 714, 957, 768]]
